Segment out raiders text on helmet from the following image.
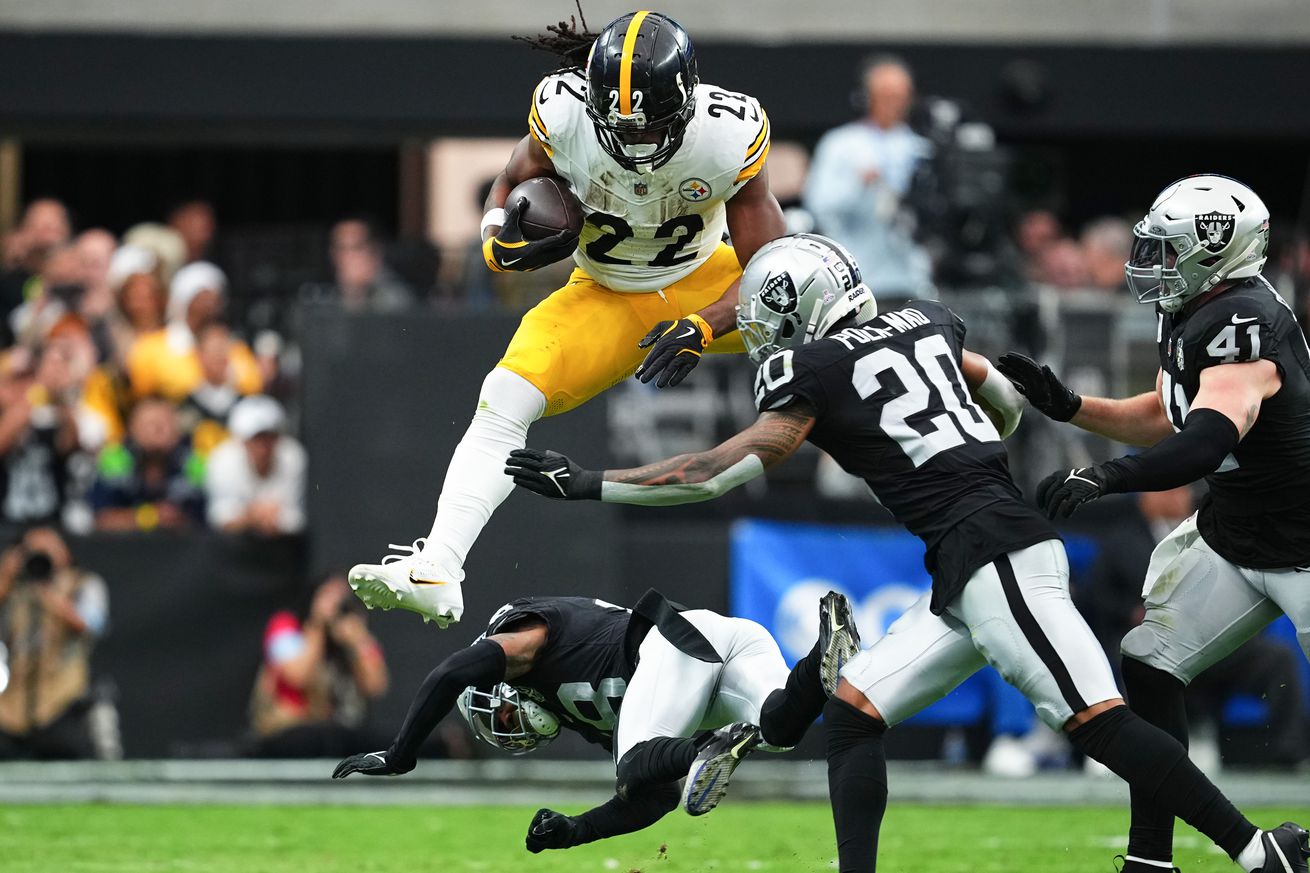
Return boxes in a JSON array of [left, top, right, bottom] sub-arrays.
[[737, 234, 878, 363], [584, 11, 698, 172], [1125, 175, 1270, 313]]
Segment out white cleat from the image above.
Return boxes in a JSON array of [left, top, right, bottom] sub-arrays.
[[348, 539, 464, 628]]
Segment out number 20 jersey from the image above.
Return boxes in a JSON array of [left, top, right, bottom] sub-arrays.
[[528, 70, 770, 292], [1157, 276, 1310, 568], [754, 300, 1058, 612]]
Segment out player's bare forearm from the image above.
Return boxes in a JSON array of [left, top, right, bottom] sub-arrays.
[[1071, 375, 1174, 447], [1191, 358, 1281, 438], [607, 406, 813, 487], [706, 167, 785, 336]]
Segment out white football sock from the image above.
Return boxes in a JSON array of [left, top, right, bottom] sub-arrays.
[[423, 366, 545, 573], [1236, 830, 1266, 872]]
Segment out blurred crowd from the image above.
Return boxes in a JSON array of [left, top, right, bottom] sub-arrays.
[[0, 198, 306, 537]]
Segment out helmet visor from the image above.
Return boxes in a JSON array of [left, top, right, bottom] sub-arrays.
[[1125, 229, 1189, 305]]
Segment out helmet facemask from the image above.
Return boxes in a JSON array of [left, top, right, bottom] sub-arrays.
[[457, 684, 558, 755], [586, 83, 695, 173]]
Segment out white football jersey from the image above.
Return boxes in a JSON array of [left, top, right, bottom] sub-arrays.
[[528, 71, 771, 292]]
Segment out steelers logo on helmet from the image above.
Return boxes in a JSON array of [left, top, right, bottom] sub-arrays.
[[760, 272, 798, 314], [1194, 211, 1236, 254]]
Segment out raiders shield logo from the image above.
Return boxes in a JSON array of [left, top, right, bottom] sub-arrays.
[[760, 272, 798, 314], [1194, 212, 1235, 254]]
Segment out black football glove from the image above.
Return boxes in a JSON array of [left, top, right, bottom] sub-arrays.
[[482, 196, 579, 273], [1035, 467, 1109, 519], [505, 448, 603, 500], [996, 353, 1082, 422], [635, 314, 714, 388], [525, 808, 579, 853], [331, 749, 414, 779]]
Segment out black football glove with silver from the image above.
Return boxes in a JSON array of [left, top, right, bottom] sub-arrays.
[[1035, 467, 1110, 519], [996, 353, 1082, 422], [635, 314, 713, 388], [331, 749, 414, 779], [482, 196, 579, 273], [505, 448, 603, 500], [525, 808, 579, 853]]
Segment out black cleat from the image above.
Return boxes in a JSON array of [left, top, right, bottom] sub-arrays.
[[1113, 855, 1180, 873], [680, 723, 762, 816], [1260, 822, 1310, 873], [819, 591, 861, 696]]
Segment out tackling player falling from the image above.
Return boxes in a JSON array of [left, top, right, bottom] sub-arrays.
[[507, 233, 1309, 873], [332, 588, 860, 850], [346, 9, 785, 627], [1000, 175, 1310, 873]]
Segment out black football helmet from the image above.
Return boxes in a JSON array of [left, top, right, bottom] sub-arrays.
[[585, 11, 698, 172]]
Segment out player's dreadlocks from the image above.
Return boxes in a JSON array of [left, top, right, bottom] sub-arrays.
[[512, 2, 598, 72]]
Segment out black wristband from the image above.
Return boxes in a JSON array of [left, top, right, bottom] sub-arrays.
[[574, 468, 603, 500], [1097, 408, 1240, 494]]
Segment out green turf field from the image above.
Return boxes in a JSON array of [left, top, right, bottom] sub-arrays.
[[2, 803, 1306, 872]]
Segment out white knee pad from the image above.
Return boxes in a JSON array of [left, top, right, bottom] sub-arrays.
[[476, 367, 546, 434]]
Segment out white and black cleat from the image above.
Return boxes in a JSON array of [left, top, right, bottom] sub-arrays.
[[819, 590, 861, 696], [681, 723, 762, 816], [1260, 822, 1310, 873]]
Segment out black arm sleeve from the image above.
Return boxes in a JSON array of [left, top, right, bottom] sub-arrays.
[[569, 781, 680, 846], [386, 638, 507, 768], [1098, 408, 1241, 495]]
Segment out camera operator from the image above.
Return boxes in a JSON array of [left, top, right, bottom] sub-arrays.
[[804, 55, 933, 298], [246, 574, 389, 757], [0, 527, 108, 759]]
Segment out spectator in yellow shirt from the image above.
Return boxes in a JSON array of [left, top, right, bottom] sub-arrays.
[[126, 262, 262, 402]]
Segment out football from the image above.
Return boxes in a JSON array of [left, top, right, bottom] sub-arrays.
[[506, 176, 584, 240]]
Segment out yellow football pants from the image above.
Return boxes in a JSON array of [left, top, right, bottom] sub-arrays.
[[497, 243, 746, 417]]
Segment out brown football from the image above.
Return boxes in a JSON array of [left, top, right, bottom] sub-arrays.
[[507, 176, 585, 240]]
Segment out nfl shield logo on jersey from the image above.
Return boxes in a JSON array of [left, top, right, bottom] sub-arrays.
[[680, 178, 712, 202], [761, 272, 798, 314], [1195, 211, 1235, 254], [633, 181, 648, 196]]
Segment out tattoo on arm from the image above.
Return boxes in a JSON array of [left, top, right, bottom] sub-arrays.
[[1241, 402, 1259, 437], [606, 403, 815, 487]]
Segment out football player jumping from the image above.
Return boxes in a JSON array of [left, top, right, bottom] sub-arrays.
[[507, 233, 1309, 873], [332, 589, 860, 850], [1000, 175, 1310, 873], [347, 9, 785, 628]]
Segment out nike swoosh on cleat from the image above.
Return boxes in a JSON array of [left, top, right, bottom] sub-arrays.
[[409, 573, 449, 586], [731, 737, 754, 758]]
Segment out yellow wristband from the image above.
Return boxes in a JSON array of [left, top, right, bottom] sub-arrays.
[[687, 313, 714, 348]]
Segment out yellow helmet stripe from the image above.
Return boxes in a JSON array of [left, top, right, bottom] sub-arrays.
[[619, 10, 651, 116]]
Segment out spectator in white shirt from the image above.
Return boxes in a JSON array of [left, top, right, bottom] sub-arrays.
[[206, 395, 306, 535], [804, 56, 933, 297]]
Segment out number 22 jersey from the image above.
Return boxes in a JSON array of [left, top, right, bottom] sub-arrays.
[[528, 70, 771, 292], [754, 300, 1058, 613]]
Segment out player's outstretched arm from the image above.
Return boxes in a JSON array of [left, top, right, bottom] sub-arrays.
[[331, 624, 547, 779], [634, 169, 787, 388], [997, 352, 1174, 447], [505, 403, 815, 505], [525, 782, 680, 853], [1034, 360, 1280, 518]]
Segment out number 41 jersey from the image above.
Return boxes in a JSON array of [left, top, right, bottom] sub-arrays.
[[528, 70, 771, 292], [754, 300, 1058, 613], [1157, 276, 1310, 568]]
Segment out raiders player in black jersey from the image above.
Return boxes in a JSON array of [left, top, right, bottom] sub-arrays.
[[1000, 175, 1310, 873], [331, 589, 859, 852], [507, 233, 1309, 873]]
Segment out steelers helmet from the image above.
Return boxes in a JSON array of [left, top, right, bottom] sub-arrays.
[[585, 11, 698, 172], [1125, 175, 1270, 313], [457, 683, 560, 755], [737, 234, 877, 363]]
